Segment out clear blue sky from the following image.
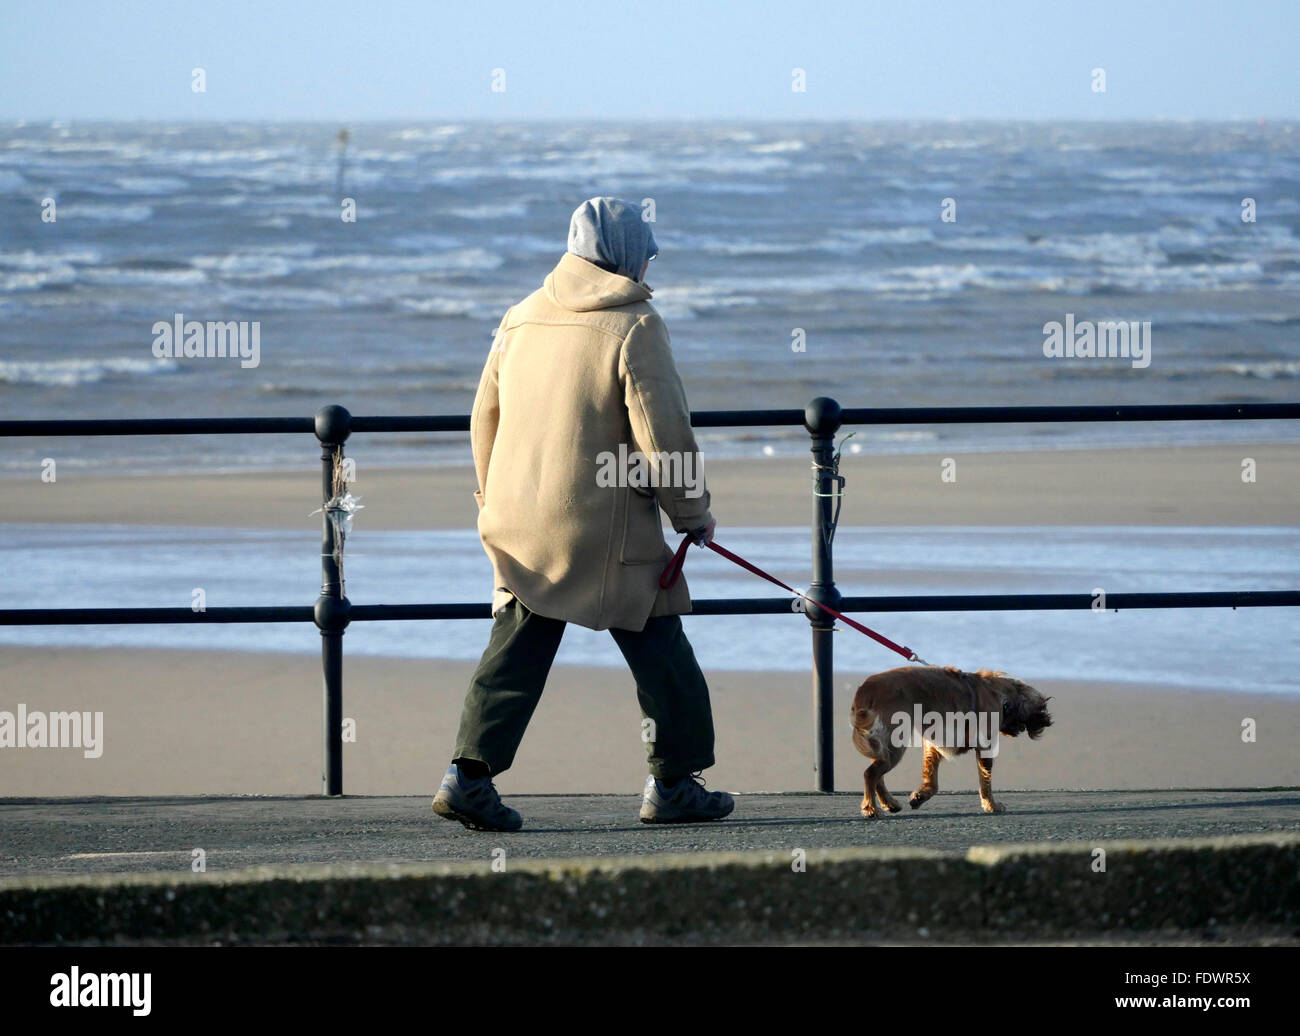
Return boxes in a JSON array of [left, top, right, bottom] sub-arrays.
[[3, 0, 1296, 121]]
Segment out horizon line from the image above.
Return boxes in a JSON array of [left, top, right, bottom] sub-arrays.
[[5, 115, 1297, 126]]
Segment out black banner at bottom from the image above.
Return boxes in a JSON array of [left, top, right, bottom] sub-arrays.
[[0, 944, 1285, 1022]]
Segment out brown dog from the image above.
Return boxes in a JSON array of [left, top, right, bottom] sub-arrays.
[[850, 665, 1051, 817]]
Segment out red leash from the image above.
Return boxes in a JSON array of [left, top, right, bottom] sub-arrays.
[[660, 533, 927, 664]]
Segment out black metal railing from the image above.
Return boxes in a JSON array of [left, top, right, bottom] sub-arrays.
[[2, 398, 1298, 795]]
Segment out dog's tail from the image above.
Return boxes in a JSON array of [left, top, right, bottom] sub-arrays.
[[998, 681, 1053, 739]]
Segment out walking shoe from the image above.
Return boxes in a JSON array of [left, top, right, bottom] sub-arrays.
[[432, 764, 523, 832], [639, 772, 734, 824]]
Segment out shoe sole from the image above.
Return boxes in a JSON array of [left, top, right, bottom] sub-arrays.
[[431, 796, 521, 833]]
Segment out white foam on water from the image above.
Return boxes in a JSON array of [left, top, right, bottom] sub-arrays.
[[0, 356, 181, 387], [56, 203, 153, 223], [444, 201, 530, 220], [392, 126, 465, 141], [1215, 360, 1300, 379], [396, 297, 485, 318], [0, 247, 102, 268], [80, 266, 207, 286], [112, 175, 188, 193], [0, 265, 77, 292]]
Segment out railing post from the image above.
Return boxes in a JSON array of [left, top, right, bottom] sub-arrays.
[[314, 404, 352, 796], [804, 396, 843, 793]]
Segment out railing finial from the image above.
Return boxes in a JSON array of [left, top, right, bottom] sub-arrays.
[[804, 396, 843, 436], [314, 404, 352, 445]]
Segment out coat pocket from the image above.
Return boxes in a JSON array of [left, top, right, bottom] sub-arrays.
[[619, 487, 666, 564]]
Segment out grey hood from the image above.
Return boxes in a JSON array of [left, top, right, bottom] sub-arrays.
[[566, 196, 658, 281]]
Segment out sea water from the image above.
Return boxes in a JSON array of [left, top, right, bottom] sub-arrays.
[[2, 120, 1299, 475], [0, 523, 1295, 695]]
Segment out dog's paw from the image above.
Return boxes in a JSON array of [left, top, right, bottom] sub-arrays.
[[908, 791, 930, 810], [981, 799, 1005, 814], [881, 798, 903, 814], [859, 803, 877, 819]]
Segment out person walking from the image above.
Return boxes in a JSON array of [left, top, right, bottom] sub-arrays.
[[433, 197, 733, 832]]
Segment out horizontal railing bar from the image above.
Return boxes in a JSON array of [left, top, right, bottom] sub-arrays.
[[665, 409, 809, 429], [0, 417, 315, 437], [347, 415, 469, 433], [353, 410, 810, 431], [348, 601, 797, 620], [0, 606, 314, 625], [3, 590, 1296, 626], [837, 590, 1300, 612], [839, 403, 1300, 425], [350, 603, 489, 620], [3, 402, 1298, 439]]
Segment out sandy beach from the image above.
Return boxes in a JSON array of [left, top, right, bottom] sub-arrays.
[[4, 443, 1298, 529], [2, 443, 1297, 797], [2, 646, 1296, 797]]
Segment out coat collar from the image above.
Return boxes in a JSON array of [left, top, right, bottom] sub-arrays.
[[544, 251, 653, 312]]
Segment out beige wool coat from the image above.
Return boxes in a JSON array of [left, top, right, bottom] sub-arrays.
[[470, 252, 714, 631]]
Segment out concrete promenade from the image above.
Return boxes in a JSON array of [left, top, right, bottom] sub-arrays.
[[2, 789, 1298, 944]]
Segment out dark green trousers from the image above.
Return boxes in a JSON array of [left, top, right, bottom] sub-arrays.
[[452, 598, 716, 780]]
